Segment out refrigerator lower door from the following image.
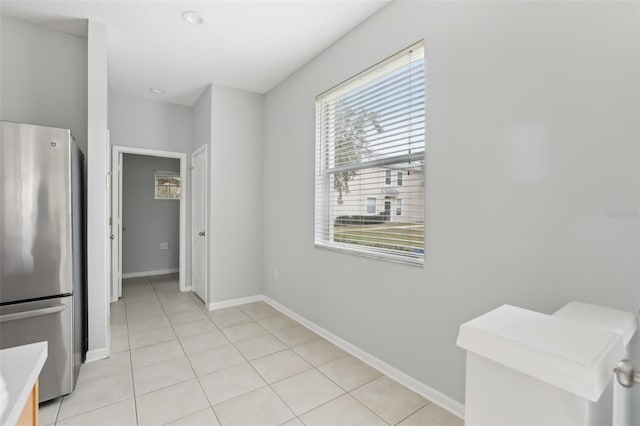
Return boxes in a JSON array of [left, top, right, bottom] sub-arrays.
[[0, 296, 76, 402]]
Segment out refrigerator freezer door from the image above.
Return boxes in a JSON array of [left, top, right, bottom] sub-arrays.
[[0, 121, 74, 304], [0, 296, 76, 402]]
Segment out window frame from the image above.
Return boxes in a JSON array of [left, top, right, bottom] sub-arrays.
[[154, 171, 181, 200], [314, 41, 425, 266], [366, 197, 377, 214]]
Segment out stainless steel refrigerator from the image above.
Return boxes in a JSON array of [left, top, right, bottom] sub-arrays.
[[0, 121, 87, 402]]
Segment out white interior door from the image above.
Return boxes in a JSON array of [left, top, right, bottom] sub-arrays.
[[110, 150, 122, 302], [191, 146, 208, 303]]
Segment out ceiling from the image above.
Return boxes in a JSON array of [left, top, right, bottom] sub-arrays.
[[1, 1, 389, 105]]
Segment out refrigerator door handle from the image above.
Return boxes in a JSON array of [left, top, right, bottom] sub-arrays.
[[0, 305, 66, 323]]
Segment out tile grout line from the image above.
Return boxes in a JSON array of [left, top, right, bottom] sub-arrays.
[[121, 282, 423, 426], [392, 400, 432, 426], [125, 276, 152, 425], [149, 275, 225, 426], [226, 303, 301, 424], [246, 307, 392, 426]]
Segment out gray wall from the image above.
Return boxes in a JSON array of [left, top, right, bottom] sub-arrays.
[[263, 0, 639, 407], [209, 84, 264, 302], [122, 154, 180, 275], [109, 92, 193, 153], [108, 92, 193, 285], [0, 16, 88, 153]]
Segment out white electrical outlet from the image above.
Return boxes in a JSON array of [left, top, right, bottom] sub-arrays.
[[160, 242, 169, 250]]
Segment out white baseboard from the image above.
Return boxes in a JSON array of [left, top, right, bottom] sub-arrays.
[[122, 268, 179, 279], [207, 294, 264, 311], [85, 347, 109, 363], [262, 295, 466, 420]]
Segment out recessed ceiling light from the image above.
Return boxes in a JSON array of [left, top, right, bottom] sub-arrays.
[[149, 87, 165, 94], [182, 11, 204, 25]]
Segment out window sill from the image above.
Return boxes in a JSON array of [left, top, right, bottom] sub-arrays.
[[314, 242, 424, 267]]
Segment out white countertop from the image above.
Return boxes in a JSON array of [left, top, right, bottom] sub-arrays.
[[0, 342, 48, 426]]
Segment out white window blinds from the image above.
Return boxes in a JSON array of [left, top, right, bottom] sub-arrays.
[[314, 41, 425, 265]]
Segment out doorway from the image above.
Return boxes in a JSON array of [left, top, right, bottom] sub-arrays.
[[191, 145, 208, 303], [110, 146, 188, 302]]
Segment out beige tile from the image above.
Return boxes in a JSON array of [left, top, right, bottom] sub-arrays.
[[161, 298, 201, 314], [158, 293, 197, 305], [110, 308, 127, 325], [111, 322, 128, 337], [397, 403, 464, 426], [179, 330, 229, 355], [280, 418, 304, 426], [271, 369, 344, 416], [130, 339, 184, 369], [239, 302, 280, 320], [136, 379, 210, 426], [77, 351, 131, 384], [169, 309, 208, 325], [165, 408, 220, 426], [111, 335, 130, 353], [250, 349, 312, 384], [300, 394, 387, 426], [273, 326, 320, 348], [207, 306, 241, 318], [213, 386, 295, 426], [188, 344, 246, 376], [211, 311, 254, 328], [234, 334, 287, 360], [317, 355, 382, 391], [126, 305, 166, 321], [293, 339, 347, 366], [125, 297, 162, 310], [351, 376, 428, 425], [257, 314, 299, 333], [124, 290, 156, 303], [133, 356, 195, 395], [173, 318, 218, 338], [199, 362, 266, 406], [221, 322, 269, 343], [58, 372, 133, 420], [129, 326, 176, 349], [39, 398, 61, 425], [127, 315, 170, 334], [56, 399, 136, 426]]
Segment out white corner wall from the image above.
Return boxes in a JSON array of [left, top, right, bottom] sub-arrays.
[[209, 84, 264, 302], [87, 20, 109, 360], [263, 0, 639, 408], [0, 17, 88, 153]]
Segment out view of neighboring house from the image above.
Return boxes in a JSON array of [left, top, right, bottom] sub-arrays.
[[331, 164, 424, 223]]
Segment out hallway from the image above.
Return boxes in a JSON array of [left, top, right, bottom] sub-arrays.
[[40, 274, 462, 425]]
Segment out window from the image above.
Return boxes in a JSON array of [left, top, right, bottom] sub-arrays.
[[366, 197, 377, 214], [314, 41, 425, 265], [154, 171, 181, 200]]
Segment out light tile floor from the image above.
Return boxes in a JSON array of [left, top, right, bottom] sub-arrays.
[[39, 274, 463, 426]]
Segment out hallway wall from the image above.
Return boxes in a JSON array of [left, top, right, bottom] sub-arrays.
[[121, 154, 181, 276]]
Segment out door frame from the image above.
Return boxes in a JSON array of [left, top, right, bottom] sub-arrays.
[[191, 144, 208, 304], [110, 145, 189, 302]]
